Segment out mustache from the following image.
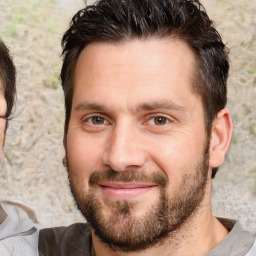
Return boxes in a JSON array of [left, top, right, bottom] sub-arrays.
[[89, 169, 168, 188]]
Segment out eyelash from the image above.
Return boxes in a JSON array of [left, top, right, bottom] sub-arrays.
[[83, 114, 110, 126], [146, 115, 171, 126]]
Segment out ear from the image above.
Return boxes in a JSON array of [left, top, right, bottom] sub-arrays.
[[63, 122, 67, 167], [209, 108, 233, 168], [0, 93, 7, 157]]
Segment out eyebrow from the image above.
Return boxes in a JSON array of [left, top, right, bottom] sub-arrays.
[[75, 102, 108, 111], [74, 100, 186, 113]]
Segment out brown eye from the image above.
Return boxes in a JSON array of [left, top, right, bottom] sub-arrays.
[[154, 117, 167, 125], [90, 116, 106, 125]]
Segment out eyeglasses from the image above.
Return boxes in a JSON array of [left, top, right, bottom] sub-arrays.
[[0, 115, 8, 120]]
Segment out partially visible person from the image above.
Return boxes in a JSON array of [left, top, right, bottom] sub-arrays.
[[0, 39, 39, 255]]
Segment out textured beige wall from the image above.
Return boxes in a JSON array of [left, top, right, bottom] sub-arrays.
[[0, 0, 255, 232]]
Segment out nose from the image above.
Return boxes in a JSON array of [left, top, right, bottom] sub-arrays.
[[102, 123, 147, 171]]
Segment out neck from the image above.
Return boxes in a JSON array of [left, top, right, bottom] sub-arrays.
[[92, 181, 229, 256]]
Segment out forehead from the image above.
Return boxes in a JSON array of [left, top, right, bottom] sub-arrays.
[[73, 38, 199, 110]]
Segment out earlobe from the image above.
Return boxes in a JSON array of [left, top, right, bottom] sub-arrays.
[[63, 157, 67, 167], [209, 108, 233, 168]]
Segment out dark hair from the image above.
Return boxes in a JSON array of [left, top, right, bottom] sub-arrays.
[[0, 39, 16, 122], [61, 0, 229, 178]]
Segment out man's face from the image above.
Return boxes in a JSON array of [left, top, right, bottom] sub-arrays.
[[66, 38, 211, 251]]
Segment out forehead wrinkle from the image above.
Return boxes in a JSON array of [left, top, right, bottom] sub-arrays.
[[73, 99, 187, 117], [135, 100, 186, 113]]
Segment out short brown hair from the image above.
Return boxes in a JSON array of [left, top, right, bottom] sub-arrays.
[[61, 0, 229, 177], [0, 39, 16, 120]]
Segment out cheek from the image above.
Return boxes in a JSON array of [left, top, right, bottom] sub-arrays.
[[152, 144, 184, 184], [0, 119, 6, 153], [0, 141, 3, 158], [67, 131, 105, 174], [148, 135, 202, 181]]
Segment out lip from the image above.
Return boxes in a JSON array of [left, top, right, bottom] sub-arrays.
[[99, 182, 156, 200]]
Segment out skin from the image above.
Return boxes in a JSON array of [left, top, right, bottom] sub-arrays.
[[65, 38, 233, 255], [0, 82, 7, 158]]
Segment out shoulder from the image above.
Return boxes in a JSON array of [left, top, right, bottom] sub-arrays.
[[246, 238, 256, 256], [39, 222, 92, 256], [0, 201, 40, 256], [207, 218, 256, 256]]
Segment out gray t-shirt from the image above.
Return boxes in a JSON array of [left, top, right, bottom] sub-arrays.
[[206, 218, 256, 256], [39, 218, 256, 255], [0, 201, 40, 256]]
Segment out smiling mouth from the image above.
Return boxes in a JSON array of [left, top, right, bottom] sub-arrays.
[[98, 182, 157, 200]]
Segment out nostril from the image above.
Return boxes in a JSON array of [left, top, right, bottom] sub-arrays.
[[102, 145, 146, 171]]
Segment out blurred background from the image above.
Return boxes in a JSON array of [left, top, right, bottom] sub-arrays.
[[0, 0, 256, 232]]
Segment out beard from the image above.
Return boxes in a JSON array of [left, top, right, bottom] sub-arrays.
[[67, 142, 209, 252]]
